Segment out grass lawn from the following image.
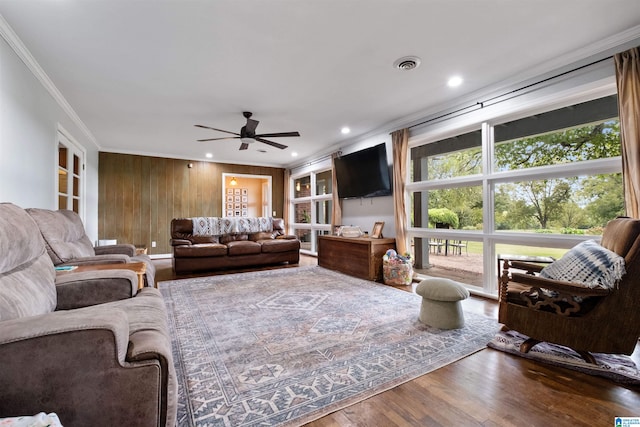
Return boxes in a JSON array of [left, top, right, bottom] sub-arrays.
[[466, 241, 568, 259]]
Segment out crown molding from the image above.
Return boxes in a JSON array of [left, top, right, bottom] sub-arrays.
[[0, 14, 100, 149]]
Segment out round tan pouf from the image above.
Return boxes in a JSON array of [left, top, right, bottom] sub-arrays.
[[415, 278, 470, 329]]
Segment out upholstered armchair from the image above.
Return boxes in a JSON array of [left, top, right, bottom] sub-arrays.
[[498, 217, 640, 362], [0, 203, 177, 426], [26, 208, 155, 287]]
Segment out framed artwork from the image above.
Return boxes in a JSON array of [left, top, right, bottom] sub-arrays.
[[226, 188, 250, 217], [371, 221, 385, 238]]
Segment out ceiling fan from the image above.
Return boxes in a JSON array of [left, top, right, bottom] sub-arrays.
[[195, 111, 300, 150]]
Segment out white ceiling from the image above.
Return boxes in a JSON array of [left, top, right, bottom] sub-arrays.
[[1, 0, 639, 168]]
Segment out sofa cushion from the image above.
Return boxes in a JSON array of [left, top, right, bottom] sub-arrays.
[[174, 243, 227, 258], [226, 240, 262, 256], [190, 235, 220, 244], [259, 239, 301, 253], [27, 208, 96, 264], [249, 231, 277, 241], [220, 233, 248, 244], [0, 203, 57, 320]]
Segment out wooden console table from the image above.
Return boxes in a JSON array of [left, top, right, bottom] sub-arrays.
[[318, 235, 396, 282], [56, 262, 147, 289]]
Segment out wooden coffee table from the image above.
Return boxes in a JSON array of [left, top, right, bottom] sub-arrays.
[[56, 262, 147, 289]]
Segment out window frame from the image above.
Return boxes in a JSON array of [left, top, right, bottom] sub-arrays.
[[405, 83, 621, 297], [290, 164, 334, 255], [56, 126, 85, 221]]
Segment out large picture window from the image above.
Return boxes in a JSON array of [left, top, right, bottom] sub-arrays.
[[407, 94, 622, 296]]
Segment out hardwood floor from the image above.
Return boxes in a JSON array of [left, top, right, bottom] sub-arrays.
[[153, 255, 640, 426]]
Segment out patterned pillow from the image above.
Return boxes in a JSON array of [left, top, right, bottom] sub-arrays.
[[539, 240, 626, 289]]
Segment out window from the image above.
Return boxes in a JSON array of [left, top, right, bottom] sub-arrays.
[[290, 166, 333, 254], [57, 129, 84, 216], [407, 94, 622, 296]]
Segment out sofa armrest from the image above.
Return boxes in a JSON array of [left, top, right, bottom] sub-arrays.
[[171, 238, 192, 246], [58, 254, 131, 266], [94, 244, 136, 257], [55, 270, 138, 309], [0, 307, 165, 425], [0, 307, 129, 361], [510, 272, 612, 297]]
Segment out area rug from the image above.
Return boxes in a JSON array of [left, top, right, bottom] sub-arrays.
[[488, 329, 640, 385], [159, 266, 499, 426]]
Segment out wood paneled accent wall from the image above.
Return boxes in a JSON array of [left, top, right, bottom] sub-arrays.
[[98, 153, 285, 255]]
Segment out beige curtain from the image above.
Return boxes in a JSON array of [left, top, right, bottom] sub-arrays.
[[331, 153, 342, 231], [392, 128, 409, 254], [615, 47, 640, 218], [283, 168, 291, 233]]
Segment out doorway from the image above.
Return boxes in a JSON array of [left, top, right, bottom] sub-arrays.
[[222, 173, 273, 218]]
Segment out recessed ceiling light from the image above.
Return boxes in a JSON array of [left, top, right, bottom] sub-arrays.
[[341, 127, 350, 135], [205, 153, 213, 158], [393, 56, 421, 71], [291, 152, 298, 157], [447, 75, 463, 87]]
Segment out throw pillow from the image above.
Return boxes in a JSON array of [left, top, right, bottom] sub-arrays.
[[539, 239, 626, 289]]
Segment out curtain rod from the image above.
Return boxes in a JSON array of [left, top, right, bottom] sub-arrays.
[[289, 150, 341, 172], [407, 55, 614, 130]]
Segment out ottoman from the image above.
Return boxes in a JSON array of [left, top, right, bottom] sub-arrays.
[[415, 278, 470, 329]]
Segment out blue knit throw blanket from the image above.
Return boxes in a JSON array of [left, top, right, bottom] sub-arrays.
[[539, 239, 626, 289]]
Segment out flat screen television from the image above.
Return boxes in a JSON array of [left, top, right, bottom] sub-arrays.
[[334, 143, 393, 199]]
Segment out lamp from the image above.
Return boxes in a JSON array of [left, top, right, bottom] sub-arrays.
[[230, 177, 238, 186]]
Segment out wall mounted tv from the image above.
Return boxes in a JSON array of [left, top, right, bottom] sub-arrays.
[[334, 143, 393, 199]]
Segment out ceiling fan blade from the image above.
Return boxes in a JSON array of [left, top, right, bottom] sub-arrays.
[[194, 125, 240, 136], [245, 118, 259, 134], [255, 131, 300, 138], [239, 142, 250, 150], [255, 137, 287, 150], [197, 137, 240, 142]]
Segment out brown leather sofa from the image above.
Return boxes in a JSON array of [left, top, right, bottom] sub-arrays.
[[171, 217, 300, 274], [0, 203, 177, 427]]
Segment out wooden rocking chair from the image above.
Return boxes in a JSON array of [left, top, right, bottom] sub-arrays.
[[498, 217, 640, 362]]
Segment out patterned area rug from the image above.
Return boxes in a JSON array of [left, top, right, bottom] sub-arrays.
[[488, 329, 640, 385], [160, 266, 498, 426]]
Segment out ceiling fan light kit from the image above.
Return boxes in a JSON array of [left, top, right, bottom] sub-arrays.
[[195, 111, 300, 151]]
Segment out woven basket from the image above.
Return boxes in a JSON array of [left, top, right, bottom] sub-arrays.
[[383, 261, 413, 285]]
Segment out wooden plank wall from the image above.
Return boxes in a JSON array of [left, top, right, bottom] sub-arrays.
[[98, 152, 285, 255]]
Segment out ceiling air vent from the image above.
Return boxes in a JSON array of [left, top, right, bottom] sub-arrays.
[[393, 56, 421, 71]]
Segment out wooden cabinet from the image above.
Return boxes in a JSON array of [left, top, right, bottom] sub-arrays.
[[318, 235, 396, 282]]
